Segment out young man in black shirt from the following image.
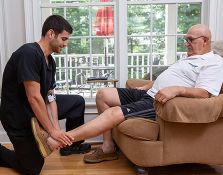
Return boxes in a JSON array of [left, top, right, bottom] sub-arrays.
[[0, 15, 90, 175]]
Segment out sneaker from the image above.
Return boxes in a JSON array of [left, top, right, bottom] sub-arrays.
[[83, 147, 118, 163], [31, 117, 52, 158], [60, 143, 91, 156]]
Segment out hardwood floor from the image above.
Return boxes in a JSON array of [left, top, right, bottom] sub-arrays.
[[0, 144, 136, 175], [1, 144, 223, 175]]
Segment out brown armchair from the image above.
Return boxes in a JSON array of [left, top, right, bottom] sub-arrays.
[[112, 79, 223, 173], [112, 41, 223, 173]]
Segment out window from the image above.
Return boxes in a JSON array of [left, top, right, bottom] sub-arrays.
[[127, 0, 202, 80], [40, 0, 115, 99], [37, 0, 203, 100]]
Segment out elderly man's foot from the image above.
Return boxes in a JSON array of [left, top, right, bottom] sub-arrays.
[[83, 147, 118, 163], [60, 143, 91, 156], [31, 117, 53, 158], [47, 137, 62, 150]]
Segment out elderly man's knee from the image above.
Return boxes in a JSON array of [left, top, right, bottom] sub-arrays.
[[96, 88, 107, 101], [110, 106, 123, 115], [107, 106, 125, 123]]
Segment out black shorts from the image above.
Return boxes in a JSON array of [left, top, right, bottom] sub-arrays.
[[117, 88, 156, 120]]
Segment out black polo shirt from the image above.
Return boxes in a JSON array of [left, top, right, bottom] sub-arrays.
[[0, 42, 56, 130]]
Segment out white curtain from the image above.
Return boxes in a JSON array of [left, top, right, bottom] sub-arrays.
[[0, 0, 6, 96], [24, 0, 41, 43], [204, 0, 223, 41]]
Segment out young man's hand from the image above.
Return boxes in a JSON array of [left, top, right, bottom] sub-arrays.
[[49, 129, 74, 146]]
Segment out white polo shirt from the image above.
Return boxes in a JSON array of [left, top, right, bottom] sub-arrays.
[[147, 51, 223, 98]]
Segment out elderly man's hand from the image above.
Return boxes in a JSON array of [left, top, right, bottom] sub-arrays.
[[155, 86, 184, 104]]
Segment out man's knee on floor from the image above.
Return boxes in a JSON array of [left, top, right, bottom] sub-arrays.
[[20, 159, 44, 175]]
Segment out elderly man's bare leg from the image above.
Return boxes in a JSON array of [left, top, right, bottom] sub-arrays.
[[83, 88, 122, 162], [37, 88, 125, 162], [45, 106, 125, 156], [69, 105, 125, 143]]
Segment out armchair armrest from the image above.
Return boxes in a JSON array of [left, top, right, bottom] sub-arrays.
[[126, 79, 153, 89], [154, 94, 223, 123]]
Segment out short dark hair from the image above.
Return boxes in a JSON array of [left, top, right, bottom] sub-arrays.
[[41, 15, 73, 37]]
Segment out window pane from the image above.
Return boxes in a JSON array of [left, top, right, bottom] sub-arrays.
[[67, 54, 90, 68], [177, 36, 187, 60], [152, 5, 165, 35], [65, 0, 89, 3], [128, 52, 151, 79], [42, 0, 90, 3], [128, 36, 150, 53], [92, 38, 114, 65], [54, 54, 66, 68], [92, 6, 114, 37], [67, 38, 90, 54], [68, 68, 92, 96], [152, 36, 165, 65], [128, 5, 150, 35], [91, 0, 114, 2], [52, 8, 64, 16], [177, 3, 201, 34], [128, 66, 149, 79], [43, 0, 64, 3], [127, 2, 202, 80], [67, 7, 89, 36]]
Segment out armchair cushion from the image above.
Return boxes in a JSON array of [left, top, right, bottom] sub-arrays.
[[126, 79, 153, 89], [212, 40, 223, 58], [155, 95, 223, 123], [117, 117, 159, 141]]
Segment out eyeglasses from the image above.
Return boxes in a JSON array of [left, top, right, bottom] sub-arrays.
[[184, 36, 205, 44]]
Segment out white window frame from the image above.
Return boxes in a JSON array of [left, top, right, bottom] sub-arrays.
[[126, 0, 204, 81]]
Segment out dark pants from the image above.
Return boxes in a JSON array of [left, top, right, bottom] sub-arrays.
[[0, 94, 85, 175], [56, 94, 85, 146], [0, 124, 44, 175]]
